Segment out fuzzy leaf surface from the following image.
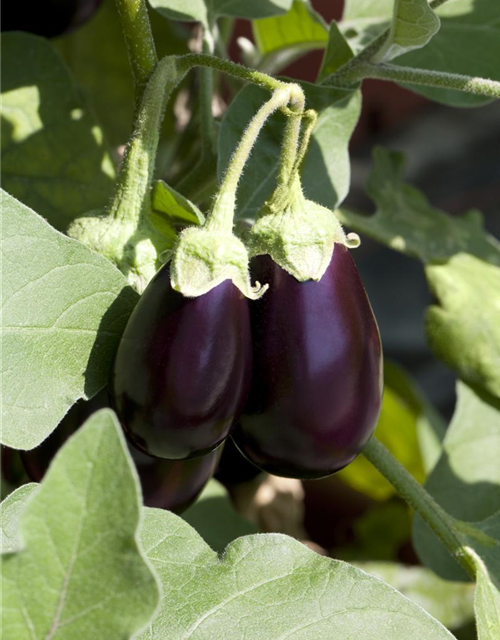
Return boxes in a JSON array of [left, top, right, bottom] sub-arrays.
[[1, 191, 138, 449]]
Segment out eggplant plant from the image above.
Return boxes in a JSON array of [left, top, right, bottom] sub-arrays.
[[1, 0, 500, 638]]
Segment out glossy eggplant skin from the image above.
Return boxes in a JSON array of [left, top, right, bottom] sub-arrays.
[[110, 264, 252, 460], [21, 393, 221, 514], [232, 245, 383, 480], [2, 0, 103, 38]]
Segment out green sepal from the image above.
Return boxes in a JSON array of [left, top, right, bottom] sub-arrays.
[[249, 178, 360, 281], [67, 211, 173, 294], [170, 226, 268, 299]]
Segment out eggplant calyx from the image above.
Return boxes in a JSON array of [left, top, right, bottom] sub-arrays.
[[170, 226, 268, 299], [249, 178, 360, 282]]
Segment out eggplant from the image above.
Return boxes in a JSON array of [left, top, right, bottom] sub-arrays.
[[232, 245, 383, 479], [110, 264, 252, 460], [20, 392, 221, 514], [2, 0, 103, 38]]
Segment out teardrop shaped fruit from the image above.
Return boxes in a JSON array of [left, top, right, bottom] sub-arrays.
[[21, 393, 222, 514], [232, 245, 383, 479], [110, 264, 252, 460]]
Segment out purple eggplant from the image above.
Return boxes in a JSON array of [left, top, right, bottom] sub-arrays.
[[232, 244, 383, 479], [21, 392, 221, 514], [110, 264, 252, 460], [2, 0, 103, 38]]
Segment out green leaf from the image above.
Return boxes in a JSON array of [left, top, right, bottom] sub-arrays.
[[218, 82, 361, 219], [252, 0, 328, 73], [0, 484, 39, 554], [413, 382, 500, 581], [340, 0, 500, 106], [373, 0, 441, 63], [182, 479, 258, 553], [55, 0, 190, 146], [138, 508, 455, 639], [1, 410, 160, 639], [356, 562, 475, 630], [425, 254, 500, 399], [0, 191, 138, 449], [337, 148, 500, 266], [0, 32, 115, 231], [317, 22, 355, 81], [149, 0, 292, 28], [152, 179, 205, 226], [470, 543, 500, 640]]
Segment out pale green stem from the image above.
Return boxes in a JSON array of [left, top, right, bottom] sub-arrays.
[[289, 109, 318, 178], [278, 111, 302, 185], [336, 62, 500, 99], [115, 0, 157, 100], [206, 85, 304, 234], [108, 57, 184, 224], [363, 437, 476, 578]]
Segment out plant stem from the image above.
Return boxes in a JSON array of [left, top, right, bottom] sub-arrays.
[[362, 437, 476, 578], [278, 111, 302, 185], [115, 0, 158, 100], [290, 109, 318, 178], [108, 57, 184, 224], [175, 53, 285, 93], [323, 0, 454, 86], [336, 62, 500, 99], [200, 22, 217, 155], [206, 86, 303, 233]]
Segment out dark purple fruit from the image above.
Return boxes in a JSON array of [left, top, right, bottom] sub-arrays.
[[1, 0, 103, 38], [131, 445, 222, 513], [214, 437, 263, 487], [110, 264, 252, 460], [232, 245, 383, 479], [21, 392, 220, 513]]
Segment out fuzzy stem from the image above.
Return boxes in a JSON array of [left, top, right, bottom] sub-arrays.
[[278, 111, 302, 185], [115, 0, 157, 100], [323, 0, 454, 86], [289, 109, 318, 178], [363, 437, 476, 578], [206, 86, 302, 233], [335, 62, 500, 99], [108, 57, 184, 224], [200, 22, 217, 155]]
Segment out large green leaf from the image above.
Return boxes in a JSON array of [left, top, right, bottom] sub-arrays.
[[218, 82, 361, 219], [0, 33, 115, 231], [138, 508, 455, 639], [337, 148, 500, 266], [149, 0, 292, 28], [0, 484, 38, 554], [413, 382, 500, 582], [356, 562, 474, 630], [252, 0, 328, 73], [0, 411, 160, 639], [425, 254, 500, 399], [0, 191, 138, 450], [182, 479, 258, 553], [339, 0, 500, 106], [56, 0, 190, 146], [373, 0, 441, 62]]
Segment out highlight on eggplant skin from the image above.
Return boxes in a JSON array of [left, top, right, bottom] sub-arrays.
[[232, 244, 383, 480], [110, 263, 252, 461], [20, 392, 221, 514]]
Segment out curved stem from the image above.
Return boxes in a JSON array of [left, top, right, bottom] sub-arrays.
[[278, 111, 302, 185], [289, 109, 318, 178], [335, 62, 500, 99], [115, 0, 158, 101], [175, 53, 285, 92], [108, 57, 185, 224], [206, 85, 303, 233], [363, 437, 476, 578], [323, 0, 454, 86]]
